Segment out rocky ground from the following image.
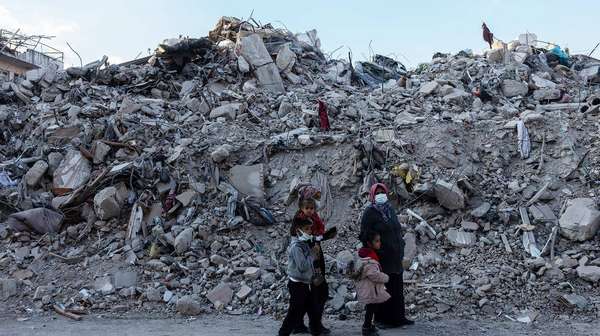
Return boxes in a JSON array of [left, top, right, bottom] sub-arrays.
[[1, 15, 600, 329]]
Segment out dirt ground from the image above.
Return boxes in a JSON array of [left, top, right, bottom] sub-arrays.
[[2, 314, 600, 336]]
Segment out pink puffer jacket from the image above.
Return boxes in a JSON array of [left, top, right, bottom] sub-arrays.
[[356, 258, 390, 304]]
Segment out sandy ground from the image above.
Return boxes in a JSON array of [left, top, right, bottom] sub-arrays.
[[2, 314, 600, 336]]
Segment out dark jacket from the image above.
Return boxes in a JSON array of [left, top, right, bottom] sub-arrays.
[[360, 205, 405, 274]]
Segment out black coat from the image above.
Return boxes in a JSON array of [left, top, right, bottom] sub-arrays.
[[360, 205, 405, 274]]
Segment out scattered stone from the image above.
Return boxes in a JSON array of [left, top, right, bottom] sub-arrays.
[[144, 288, 163, 302], [94, 186, 121, 220], [419, 81, 439, 96], [177, 295, 203, 315], [243, 267, 261, 280], [113, 271, 137, 289], [434, 180, 465, 210], [93, 141, 112, 164], [236, 285, 252, 300], [461, 221, 479, 231], [211, 144, 232, 163], [174, 228, 194, 255], [210, 255, 227, 266], [1, 279, 17, 299], [206, 283, 233, 308], [470, 202, 491, 218], [94, 276, 115, 295], [576, 266, 600, 282], [559, 198, 600, 241], [24, 161, 48, 187], [447, 229, 476, 247], [502, 79, 528, 97]]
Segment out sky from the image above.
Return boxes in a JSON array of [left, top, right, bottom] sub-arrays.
[[0, 0, 598, 69]]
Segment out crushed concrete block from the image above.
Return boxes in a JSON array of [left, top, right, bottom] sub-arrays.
[[94, 141, 111, 164], [209, 103, 246, 120], [144, 288, 162, 302], [562, 294, 588, 309], [236, 285, 252, 300], [243, 267, 261, 280], [24, 160, 48, 187], [402, 232, 417, 269], [434, 180, 465, 210], [53, 150, 91, 190], [206, 283, 233, 308], [1, 279, 17, 299], [419, 81, 439, 96], [533, 88, 561, 101], [502, 79, 528, 97], [471, 202, 491, 218], [113, 271, 137, 289], [487, 49, 504, 63], [559, 198, 600, 241], [447, 229, 476, 247], [47, 152, 63, 175], [443, 89, 469, 104], [228, 164, 265, 202], [237, 56, 250, 73], [577, 265, 600, 282], [94, 276, 114, 295], [238, 34, 285, 92], [177, 295, 203, 315], [174, 228, 194, 255], [210, 254, 227, 266], [211, 144, 232, 163], [530, 73, 557, 89], [461, 221, 479, 231], [94, 186, 120, 220], [275, 43, 296, 72]]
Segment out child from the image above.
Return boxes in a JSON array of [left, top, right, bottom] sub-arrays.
[[292, 198, 336, 335], [356, 231, 390, 336], [279, 218, 322, 336]]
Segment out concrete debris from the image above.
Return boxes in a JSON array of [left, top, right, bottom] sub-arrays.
[[176, 295, 203, 316], [576, 266, 600, 282], [1, 16, 600, 324], [559, 198, 600, 241], [206, 283, 233, 308], [434, 180, 465, 210], [446, 229, 476, 247]]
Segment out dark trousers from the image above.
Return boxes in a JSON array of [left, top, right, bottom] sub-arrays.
[[297, 280, 327, 329], [374, 272, 406, 325], [279, 280, 319, 336], [364, 304, 378, 328]]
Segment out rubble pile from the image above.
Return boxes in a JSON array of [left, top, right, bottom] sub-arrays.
[[1, 16, 600, 324]]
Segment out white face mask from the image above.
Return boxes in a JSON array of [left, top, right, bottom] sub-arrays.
[[374, 193, 388, 205], [298, 230, 313, 241]]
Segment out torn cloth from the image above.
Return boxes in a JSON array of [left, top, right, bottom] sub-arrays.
[[318, 100, 330, 131], [482, 23, 494, 49]]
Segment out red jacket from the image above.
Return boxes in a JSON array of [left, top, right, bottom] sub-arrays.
[[295, 211, 325, 236]]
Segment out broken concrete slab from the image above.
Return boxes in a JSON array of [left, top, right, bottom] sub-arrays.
[[211, 144, 233, 163], [502, 79, 529, 97], [1, 279, 17, 300], [243, 267, 261, 280], [470, 202, 491, 218], [93, 141, 111, 164], [447, 229, 476, 247], [177, 295, 203, 315], [275, 43, 296, 72], [174, 228, 194, 255], [5, 208, 63, 234], [94, 276, 115, 295], [434, 180, 465, 210], [113, 271, 138, 289], [577, 265, 600, 282], [52, 150, 91, 191], [24, 160, 48, 187], [418, 81, 439, 96], [559, 198, 600, 241], [238, 34, 285, 92], [206, 282, 233, 308], [228, 164, 265, 202], [236, 285, 252, 300], [94, 186, 121, 220], [209, 103, 246, 120]]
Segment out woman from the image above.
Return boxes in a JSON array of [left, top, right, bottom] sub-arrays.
[[360, 183, 414, 328]]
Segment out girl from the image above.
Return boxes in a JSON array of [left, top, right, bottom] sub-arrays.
[[279, 218, 322, 336], [360, 183, 413, 328], [356, 231, 390, 336], [293, 197, 336, 335]]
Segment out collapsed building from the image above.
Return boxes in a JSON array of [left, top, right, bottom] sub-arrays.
[[1, 16, 600, 324]]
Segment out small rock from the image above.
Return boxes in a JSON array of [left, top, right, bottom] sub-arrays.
[[163, 290, 174, 303], [94, 276, 115, 295], [206, 283, 233, 308], [144, 288, 162, 302], [577, 265, 600, 282], [419, 81, 439, 96], [113, 271, 137, 289], [434, 180, 465, 210], [345, 301, 363, 312], [1, 279, 17, 299], [559, 198, 600, 241], [461, 221, 479, 231], [24, 161, 48, 187], [298, 134, 313, 146], [93, 141, 111, 164], [174, 228, 194, 255], [94, 186, 120, 220], [210, 255, 227, 266], [211, 145, 232, 163], [501, 79, 528, 97], [562, 294, 588, 309], [243, 267, 261, 280], [236, 285, 252, 300], [470, 202, 491, 218], [177, 295, 202, 315], [446, 229, 476, 247]]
